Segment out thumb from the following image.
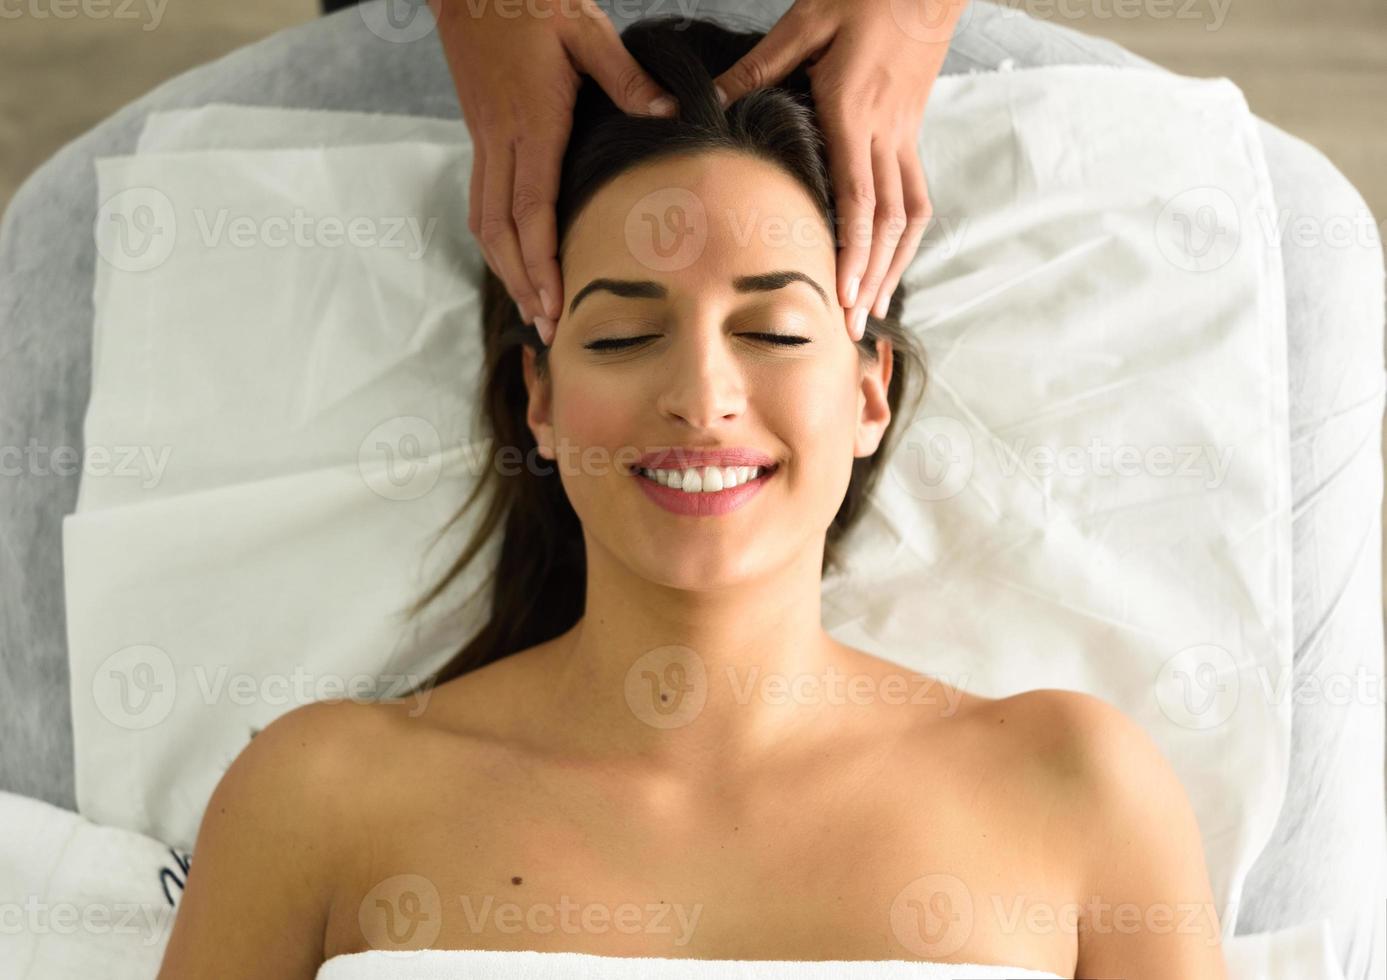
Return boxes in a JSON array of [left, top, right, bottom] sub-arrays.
[[568, 15, 678, 118], [711, 8, 820, 107]]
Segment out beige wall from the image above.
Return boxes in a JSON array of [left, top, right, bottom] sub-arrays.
[[0, 0, 318, 214], [1, 0, 1382, 221]]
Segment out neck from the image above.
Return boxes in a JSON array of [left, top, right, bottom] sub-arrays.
[[528, 537, 855, 778]]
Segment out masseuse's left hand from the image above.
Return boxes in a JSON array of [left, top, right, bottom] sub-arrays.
[[712, 0, 969, 341]]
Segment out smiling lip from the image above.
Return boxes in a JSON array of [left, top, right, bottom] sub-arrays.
[[632, 464, 777, 517]]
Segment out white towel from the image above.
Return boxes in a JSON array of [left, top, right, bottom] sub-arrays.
[[314, 949, 1065, 979], [0, 791, 182, 979]]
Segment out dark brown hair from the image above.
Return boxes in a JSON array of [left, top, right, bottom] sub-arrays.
[[400, 14, 928, 691]]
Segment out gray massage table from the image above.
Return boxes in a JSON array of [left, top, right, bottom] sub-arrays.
[[0, 2, 1382, 977]]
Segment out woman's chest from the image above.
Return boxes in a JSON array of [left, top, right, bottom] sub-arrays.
[[323, 736, 1080, 975]]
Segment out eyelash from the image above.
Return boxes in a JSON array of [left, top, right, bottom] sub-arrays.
[[584, 333, 811, 352]]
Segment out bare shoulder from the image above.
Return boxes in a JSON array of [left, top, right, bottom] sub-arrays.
[[156, 698, 392, 979], [982, 688, 1229, 976], [979, 687, 1138, 770], [976, 687, 1202, 825]]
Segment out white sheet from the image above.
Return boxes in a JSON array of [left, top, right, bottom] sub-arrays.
[[62, 66, 1306, 974]]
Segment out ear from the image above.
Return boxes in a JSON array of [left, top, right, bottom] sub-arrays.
[[521, 345, 556, 461], [853, 336, 894, 458]]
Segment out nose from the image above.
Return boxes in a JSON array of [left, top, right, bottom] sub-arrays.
[[654, 330, 749, 429]]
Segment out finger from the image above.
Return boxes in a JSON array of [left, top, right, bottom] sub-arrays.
[[850, 138, 906, 339], [710, 7, 825, 106], [512, 114, 570, 328], [820, 101, 876, 315], [569, 13, 678, 117], [854, 137, 909, 336], [467, 140, 504, 303], [480, 137, 547, 336], [872, 143, 932, 319]]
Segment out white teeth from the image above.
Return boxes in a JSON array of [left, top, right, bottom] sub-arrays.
[[637, 465, 769, 493]]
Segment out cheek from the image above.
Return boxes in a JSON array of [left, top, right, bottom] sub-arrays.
[[548, 372, 639, 489], [787, 366, 864, 493]]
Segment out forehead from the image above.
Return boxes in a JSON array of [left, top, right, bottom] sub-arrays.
[[560, 149, 836, 292]]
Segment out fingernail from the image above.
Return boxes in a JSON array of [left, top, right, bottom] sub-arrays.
[[539, 287, 556, 320], [649, 96, 676, 117], [714, 84, 729, 108], [846, 275, 860, 307], [535, 315, 555, 344], [852, 307, 867, 339]]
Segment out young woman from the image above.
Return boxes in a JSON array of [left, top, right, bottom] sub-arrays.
[[157, 16, 1228, 980]]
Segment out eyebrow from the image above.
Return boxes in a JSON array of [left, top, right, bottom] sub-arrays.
[[566, 270, 830, 317]]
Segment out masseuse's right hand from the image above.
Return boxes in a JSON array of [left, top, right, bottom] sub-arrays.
[[427, 0, 679, 345]]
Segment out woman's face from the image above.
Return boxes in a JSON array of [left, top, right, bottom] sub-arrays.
[[523, 149, 894, 589]]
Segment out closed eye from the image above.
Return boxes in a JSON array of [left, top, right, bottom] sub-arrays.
[[584, 333, 811, 352]]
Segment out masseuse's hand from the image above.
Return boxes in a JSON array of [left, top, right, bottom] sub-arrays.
[[713, 0, 968, 341], [427, 0, 678, 344]]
